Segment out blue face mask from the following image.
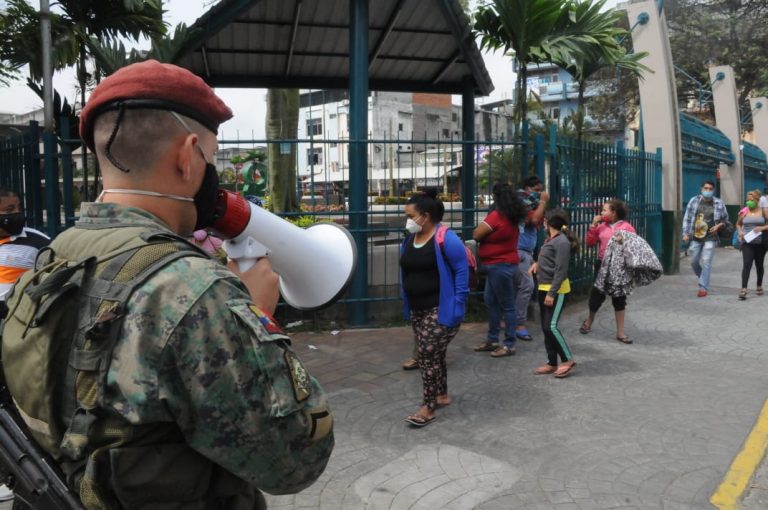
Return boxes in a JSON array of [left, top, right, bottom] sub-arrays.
[[702, 190, 714, 199]]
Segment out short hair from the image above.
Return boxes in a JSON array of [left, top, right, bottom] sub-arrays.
[[0, 187, 18, 199], [606, 199, 628, 220], [702, 180, 716, 189], [406, 188, 444, 223], [92, 109, 209, 175], [522, 175, 542, 189]]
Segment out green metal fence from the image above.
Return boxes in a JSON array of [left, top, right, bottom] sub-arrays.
[[0, 118, 664, 325], [549, 127, 663, 292]]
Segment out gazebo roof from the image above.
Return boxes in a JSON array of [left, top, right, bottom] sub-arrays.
[[176, 0, 494, 96]]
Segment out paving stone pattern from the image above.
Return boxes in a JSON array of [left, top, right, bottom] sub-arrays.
[[267, 247, 768, 510], [3, 249, 764, 510]]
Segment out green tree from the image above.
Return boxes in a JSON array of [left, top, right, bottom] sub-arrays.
[[266, 89, 300, 213], [473, 0, 619, 136], [666, 0, 768, 117], [548, 0, 649, 140]]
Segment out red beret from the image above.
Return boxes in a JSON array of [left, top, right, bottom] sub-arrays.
[[79, 60, 232, 150]]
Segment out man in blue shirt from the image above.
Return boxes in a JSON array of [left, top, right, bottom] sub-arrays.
[[514, 176, 549, 341]]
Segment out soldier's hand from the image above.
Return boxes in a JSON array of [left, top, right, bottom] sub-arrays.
[[228, 257, 280, 314]]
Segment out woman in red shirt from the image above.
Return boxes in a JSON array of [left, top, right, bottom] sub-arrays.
[[473, 183, 528, 357], [580, 199, 636, 343]]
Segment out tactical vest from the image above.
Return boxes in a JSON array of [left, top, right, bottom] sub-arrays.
[[1, 223, 265, 510]]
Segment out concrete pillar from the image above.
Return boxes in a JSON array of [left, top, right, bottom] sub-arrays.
[[626, 0, 682, 273], [750, 97, 768, 155], [709, 65, 743, 205]]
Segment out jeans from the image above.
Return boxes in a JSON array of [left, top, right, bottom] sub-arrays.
[[513, 251, 535, 326], [484, 262, 519, 348], [688, 239, 716, 290]]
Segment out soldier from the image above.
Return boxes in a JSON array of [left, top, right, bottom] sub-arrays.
[[1, 60, 333, 509]]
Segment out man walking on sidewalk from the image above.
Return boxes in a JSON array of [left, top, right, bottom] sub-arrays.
[[682, 180, 728, 297]]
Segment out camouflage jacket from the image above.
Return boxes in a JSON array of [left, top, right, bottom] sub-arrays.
[[78, 203, 334, 495]]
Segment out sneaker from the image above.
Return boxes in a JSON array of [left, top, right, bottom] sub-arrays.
[[0, 484, 13, 502], [697, 289, 708, 298]]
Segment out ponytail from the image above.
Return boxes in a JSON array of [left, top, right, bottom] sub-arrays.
[[546, 208, 580, 255]]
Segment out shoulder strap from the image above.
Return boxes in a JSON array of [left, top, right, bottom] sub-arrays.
[[436, 225, 448, 248]]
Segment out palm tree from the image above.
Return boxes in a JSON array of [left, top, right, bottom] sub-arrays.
[[265, 89, 300, 213], [547, 0, 649, 140], [474, 0, 623, 136], [2, 0, 166, 199]]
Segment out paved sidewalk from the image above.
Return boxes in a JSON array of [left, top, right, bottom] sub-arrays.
[[266, 246, 768, 510]]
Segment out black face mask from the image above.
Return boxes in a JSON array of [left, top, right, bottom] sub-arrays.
[[193, 162, 220, 230], [0, 212, 26, 237]]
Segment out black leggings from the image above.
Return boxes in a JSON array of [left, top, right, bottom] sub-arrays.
[[741, 243, 767, 288], [588, 259, 627, 313], [538, 291, 573, 365]]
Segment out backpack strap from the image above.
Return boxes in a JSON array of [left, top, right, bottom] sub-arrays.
[[58, 231, 208, 495]]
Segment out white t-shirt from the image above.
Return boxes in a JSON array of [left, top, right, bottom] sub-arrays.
[[760, 195, 768, 208]]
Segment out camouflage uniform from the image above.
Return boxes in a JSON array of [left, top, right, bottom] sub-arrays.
[[46, 202, 332, 507]]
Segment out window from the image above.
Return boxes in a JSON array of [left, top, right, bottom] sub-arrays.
[[306, 118, 323, 136], [452, 112, 458, 122], [550, 108, 560, 119], [398, 123, 404, 132], [442, 128, 450, 138], [329, 113, 337, 119], [551, 74, 559, 83], [307, 148, 323, 166]]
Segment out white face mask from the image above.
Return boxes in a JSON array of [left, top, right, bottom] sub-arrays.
[[405, 216, 423, 234]]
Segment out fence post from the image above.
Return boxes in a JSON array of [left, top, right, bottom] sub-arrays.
[[548, 124, 558, 206], [461, 82, 476, 242], [60, 117, 75, 227], [24, 121, 44, 230], [534, 134, 545, 184], [652, 147, 664, 257], [520, 120, 529, 179], [616, 140, 626, 200]]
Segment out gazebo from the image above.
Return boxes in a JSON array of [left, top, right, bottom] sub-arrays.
[[176, 0, 495, 324]]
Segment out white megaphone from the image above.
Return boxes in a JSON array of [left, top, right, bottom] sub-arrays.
[[210, 190, 357, 311]]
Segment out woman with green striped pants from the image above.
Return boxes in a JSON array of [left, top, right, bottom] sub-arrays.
[[529, 208, 579, 378]]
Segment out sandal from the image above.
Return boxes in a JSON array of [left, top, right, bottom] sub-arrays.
[[739, 289, 748, 301], [405, 414, 436, 427], [553, 361, 576, 378], [534, 364, 557, 375], [515, 329, 533, 341], [616, 335, 633, 344], [490, 346, 516, 357], [474, 341, 499, 352], [401, 358, 419, 370], [579, 320, 591, 335], [757, 287, 764, 296]]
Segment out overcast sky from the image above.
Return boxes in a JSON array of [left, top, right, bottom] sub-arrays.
[[0, 0, 616, 139]]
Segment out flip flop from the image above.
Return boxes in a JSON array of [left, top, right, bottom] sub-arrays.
[[405, 414, 437, 427], [402, 359, 419, 370], [490, 346, 516, 357], [516, 329, 533, 341], [553, 362, 576, 378], [616, 335, 633, 344], [579, 321, 591, 335], [474, 342, 499, 352]]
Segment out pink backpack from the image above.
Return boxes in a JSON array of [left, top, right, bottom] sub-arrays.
[[435, 225, 479, 290]]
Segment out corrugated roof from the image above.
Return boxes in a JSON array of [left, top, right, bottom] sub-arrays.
[[176, 0, 494, 96]]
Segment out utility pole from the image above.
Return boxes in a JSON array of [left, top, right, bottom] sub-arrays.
[[40, 0, 53, 133]]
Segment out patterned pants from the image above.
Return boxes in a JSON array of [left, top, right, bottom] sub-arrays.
[[411, 307, 460, 411]]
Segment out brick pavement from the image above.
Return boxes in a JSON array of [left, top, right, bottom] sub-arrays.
[[266, 246, 768, 510], [1, 248, 762, 510]]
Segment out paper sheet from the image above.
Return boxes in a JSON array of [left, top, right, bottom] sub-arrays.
[[745, 230, 762, 243]]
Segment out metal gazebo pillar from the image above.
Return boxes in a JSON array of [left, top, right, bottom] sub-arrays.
[[348, 0, 369, 325], [461, 82, 475, 241]]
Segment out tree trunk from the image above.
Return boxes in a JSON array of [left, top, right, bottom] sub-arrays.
[[514, 61, 528, 139], [266, 89, 300, 213], [576, 79, 586, 142]]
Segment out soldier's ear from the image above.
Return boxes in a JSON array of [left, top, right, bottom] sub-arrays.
[[175, 133, 199, 183]]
